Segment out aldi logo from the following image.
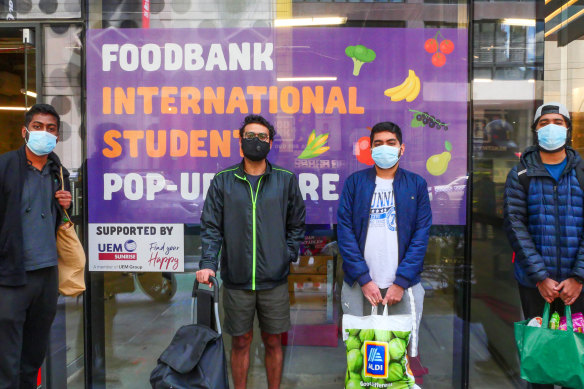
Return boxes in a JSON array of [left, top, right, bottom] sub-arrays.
[[363, 341, 389, 379]]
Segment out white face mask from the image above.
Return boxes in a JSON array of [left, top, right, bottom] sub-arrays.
[[371, 145, 401, 169], [25, 129, 57, 156], [537, 123, 568, 152]]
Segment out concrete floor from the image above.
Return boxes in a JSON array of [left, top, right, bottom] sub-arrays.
[[57, 270, 525, 388]]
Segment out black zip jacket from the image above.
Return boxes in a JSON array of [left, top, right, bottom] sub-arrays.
[[199, 160, 306, 290], [0, 146, 71, 286]]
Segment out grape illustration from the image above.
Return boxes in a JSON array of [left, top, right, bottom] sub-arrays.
[[409, 109, 448, 130]]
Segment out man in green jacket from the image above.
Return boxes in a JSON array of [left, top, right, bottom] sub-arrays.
[[196, 114, 305, 389]]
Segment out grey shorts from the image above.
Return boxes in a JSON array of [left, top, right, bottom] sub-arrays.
[[223, 282, 291, 337]]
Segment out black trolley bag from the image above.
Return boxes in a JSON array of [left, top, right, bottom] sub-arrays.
[[150, 276, 229, 389]]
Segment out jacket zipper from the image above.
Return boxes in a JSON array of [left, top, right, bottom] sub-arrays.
[[235, 173, 264, 290], [553, 184, 561, 280], [393, 181, 400, 262], [363, 187, 376, 251]]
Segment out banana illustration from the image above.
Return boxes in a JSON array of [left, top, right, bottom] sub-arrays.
[[383, 70, 414, 96], [406, 76, 420, 102], [384, 70, 421, 102]]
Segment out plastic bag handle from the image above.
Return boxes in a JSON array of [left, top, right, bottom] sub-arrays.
[[540, 302, 573, 331], [368, 287, 418, 357], [541, 302, 551, 328], [407, 288, 417, 357], [566, 305, 573, 331]]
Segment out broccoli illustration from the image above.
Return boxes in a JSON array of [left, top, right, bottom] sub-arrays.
[[345, 45, 376, 76]]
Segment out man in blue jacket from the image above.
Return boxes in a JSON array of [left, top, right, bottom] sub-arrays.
[[504, 103, 584, 387], [337, 122, 431, 342]]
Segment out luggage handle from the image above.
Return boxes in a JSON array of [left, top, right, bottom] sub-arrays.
[[192, 276, 220, 301], [191, 276, 222, 334], [541, 302, 573, 331]]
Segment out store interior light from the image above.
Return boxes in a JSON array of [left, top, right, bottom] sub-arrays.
[[20, 89, 37, 98], [501, 18, 536, 27], [277, 76, 337, 82], [0, 106, 28, 111], [275, 17, 348, 27]]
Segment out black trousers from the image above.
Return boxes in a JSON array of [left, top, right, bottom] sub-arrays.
[[0, 266, 59, 389], [518, 283, 584, 389]]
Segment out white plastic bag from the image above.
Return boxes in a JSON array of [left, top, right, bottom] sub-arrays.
[[342, 288, 420, 389]]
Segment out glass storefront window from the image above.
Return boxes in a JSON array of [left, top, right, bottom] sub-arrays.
[[0, 0, 581, 387], [46, 22, 85, 389], [84, 1, 471, 388]]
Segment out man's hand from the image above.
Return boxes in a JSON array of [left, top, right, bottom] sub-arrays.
[[196, 269, 216, 285], [55, 190, 72, 209], [555, 278, 583, 305], [361, 281, 382, 306], [537, 278, 560, 303], [382, 284, 404, 306]]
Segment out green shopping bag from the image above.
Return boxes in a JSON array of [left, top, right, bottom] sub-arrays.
[[514, 302, 584, 387]]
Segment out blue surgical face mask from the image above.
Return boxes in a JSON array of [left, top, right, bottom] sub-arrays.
[[371, 145, 401, 169], [537, 123, 568, 152], [25, 129, 57, 156]]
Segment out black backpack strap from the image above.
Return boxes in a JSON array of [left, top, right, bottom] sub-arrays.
[[516, 158, 584, 195], [517, 160, 530, 194], [576, 159, 584, 192]]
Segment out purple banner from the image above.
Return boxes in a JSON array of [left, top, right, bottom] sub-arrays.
[[87, 27, 468, 225]]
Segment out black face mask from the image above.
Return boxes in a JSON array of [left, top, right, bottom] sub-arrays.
[[242, 138, 270, 161]]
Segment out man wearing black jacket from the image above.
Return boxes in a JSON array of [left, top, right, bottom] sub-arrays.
[[0, 104, 72, 389], [196, 114, 305, 389]]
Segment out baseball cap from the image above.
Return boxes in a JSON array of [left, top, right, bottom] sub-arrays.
[[533, 102, 571, 125]]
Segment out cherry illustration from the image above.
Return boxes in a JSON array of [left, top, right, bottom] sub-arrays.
[[440, 39, 454, 54], [424, 38, 438, 53], [355, 136, 374, 165], [425, 31, 455, 67], [432, 52, 446, 67]]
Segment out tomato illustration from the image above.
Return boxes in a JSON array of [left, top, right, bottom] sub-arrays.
[[424, 38, 438, 53], [355, 136, 374, 165], [439, 39, 454, 54], [431, 52, 446, 67]]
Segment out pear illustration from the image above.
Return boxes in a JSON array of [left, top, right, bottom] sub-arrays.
[[426, 141, 452, 176]]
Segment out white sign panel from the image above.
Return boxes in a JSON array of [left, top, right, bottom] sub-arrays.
[[89, 224, 184, 272]]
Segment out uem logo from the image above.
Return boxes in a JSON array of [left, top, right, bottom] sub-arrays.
[[98, 242, 137, 261], [124, 240, 137, 252], [364, 341, 389, 379]]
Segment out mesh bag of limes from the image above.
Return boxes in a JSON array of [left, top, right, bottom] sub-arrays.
[[342, 302, 419, 389]]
